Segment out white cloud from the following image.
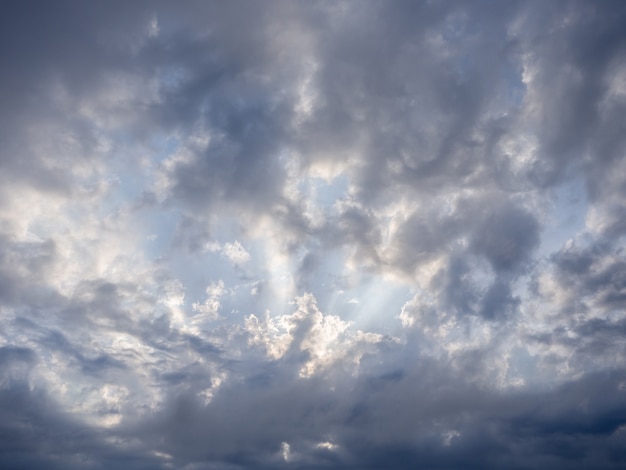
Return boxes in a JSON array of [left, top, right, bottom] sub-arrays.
[[222, 241, 250, 265], [245, 293, 389, 378], [191, 280, 225, 321], [203, 240, 251, 265]]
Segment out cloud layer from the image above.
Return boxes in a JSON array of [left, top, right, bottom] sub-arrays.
[[2, 1, 626, 468]]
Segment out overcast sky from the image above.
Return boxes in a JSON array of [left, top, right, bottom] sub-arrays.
[[1, 1, 626, 468]]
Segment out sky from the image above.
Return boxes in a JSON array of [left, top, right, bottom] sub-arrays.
[[1, 1, 626, 468]]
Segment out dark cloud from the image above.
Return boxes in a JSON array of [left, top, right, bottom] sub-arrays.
[[520, 1, 626, 189], [74, 348, 625, 470], [479, 279, 520, 319], [471, 203, 540, 273], [0, 1, 155, 197]]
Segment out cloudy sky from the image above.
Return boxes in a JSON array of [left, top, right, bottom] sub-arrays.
[[2, 1, 626, 468]]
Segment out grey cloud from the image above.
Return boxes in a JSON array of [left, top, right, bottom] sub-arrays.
[[550, 241, 626, 312], [479, 280, 520, 320], [0, 1, 155, 197], [298, 1, 522, 198], [0, 235, 58, 306], [439, 255, 478, 316], [470, 203, 540, 273], [387, 210, 462, 276], [166, 95, 292, 214], [524, 240, 626, 368], [386, 199, 535, 319], [0, 383, 172, 470], [338, 367, 626, 470], [171, 214, 212, 254], [38, 329, 127, 377], [519, 1, 626, 188], [295, 252, 320, 292]]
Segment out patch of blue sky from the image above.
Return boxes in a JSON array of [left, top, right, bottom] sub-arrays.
[[504, 345, 540, 386], [157, 65, 188, 93], [166, 247, 236, 313], [317, 262, 412, 334], [153, 216, 267, 322], [88, 130, 182, 250], [148, 134, 181, 163], [140, 209, 181, 260], [502, 61, 526, 108], [341, 279, 412, 334], [104, 169, 144, 208], [502, 176, 589, 312], [309, 173, 350, 211], [540, 176, 588, 258], [92, 131, 177, 217]]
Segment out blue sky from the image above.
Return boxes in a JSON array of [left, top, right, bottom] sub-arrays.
[[1, 1, 626, 469]]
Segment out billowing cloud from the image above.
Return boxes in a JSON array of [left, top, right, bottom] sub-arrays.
[[1, 1, 626, 469]]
